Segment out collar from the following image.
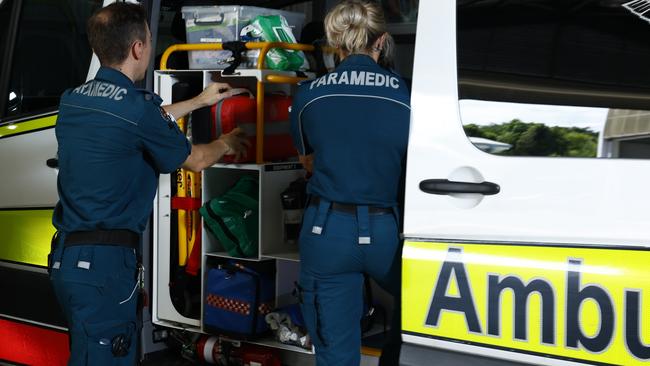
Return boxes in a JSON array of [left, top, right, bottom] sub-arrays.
[[337, 54, 378, 69], [95, 67, 136, 88]]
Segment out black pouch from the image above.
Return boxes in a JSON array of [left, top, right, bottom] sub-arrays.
[[47, 231, 60, 275]]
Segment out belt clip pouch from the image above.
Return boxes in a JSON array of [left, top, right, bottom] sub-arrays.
[[204, 261, 275, 339], [83, 320, 135, 360], [47, 232, 60, 274]]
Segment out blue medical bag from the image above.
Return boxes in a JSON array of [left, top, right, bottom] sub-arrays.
[[204, 261, 276, 339]]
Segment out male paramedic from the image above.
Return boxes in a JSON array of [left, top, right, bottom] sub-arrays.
[[290, 1, 411, 365], [48, 3, 248, 365]]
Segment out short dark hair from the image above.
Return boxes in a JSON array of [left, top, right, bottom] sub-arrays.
[[87, 3, 148, 66]]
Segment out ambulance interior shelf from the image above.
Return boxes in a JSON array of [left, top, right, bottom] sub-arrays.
[[153, 46, 310, 340], [153, 162, 309, 353], [158, 42, 310, 279], [153, 70, 308, 261]]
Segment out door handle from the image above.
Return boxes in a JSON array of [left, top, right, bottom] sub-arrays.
[[419, 179, 500, 196], [46, 158, 58, 168]]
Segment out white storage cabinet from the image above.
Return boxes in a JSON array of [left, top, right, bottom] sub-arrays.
[[152, 69, 312, 354]]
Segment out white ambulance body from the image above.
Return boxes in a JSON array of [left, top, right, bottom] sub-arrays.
[[400, 1, 650, 365]]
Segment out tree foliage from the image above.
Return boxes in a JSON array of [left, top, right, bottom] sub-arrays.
[[464, 119, 598, 157]]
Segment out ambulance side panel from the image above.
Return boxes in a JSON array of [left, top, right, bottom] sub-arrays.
[[405, 1, 650, 248], [402, 0, 650, 365]]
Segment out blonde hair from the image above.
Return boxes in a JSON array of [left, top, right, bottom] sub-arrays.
[[324, 0, 394, 68]]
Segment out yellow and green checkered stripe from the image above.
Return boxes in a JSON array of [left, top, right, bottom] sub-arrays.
[[0, 114, 57, 139], [0, 114, 58, 266], [0, 209, 56, 267]]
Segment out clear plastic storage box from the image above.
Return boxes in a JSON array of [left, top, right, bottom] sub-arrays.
[[181, 6, 305, 69]]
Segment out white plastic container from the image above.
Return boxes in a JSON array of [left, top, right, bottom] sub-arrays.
[[181, 6, 305, 69]]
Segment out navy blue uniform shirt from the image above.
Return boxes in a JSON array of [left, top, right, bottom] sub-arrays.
[[290, 54, 411, 207], [53, 67, 191, 233]]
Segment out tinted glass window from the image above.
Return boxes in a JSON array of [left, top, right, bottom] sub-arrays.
[[381, 0, 418, 23], [5, 0, 102, 117], [457, 0, 650, 159], [0, 0, 12, 66]]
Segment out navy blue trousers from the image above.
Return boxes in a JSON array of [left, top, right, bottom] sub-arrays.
[[298, 202, 402, 366], [49, 237, 139, 366]]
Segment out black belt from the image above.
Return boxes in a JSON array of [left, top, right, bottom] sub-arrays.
[[64, 229, 140, 248], [310, 197, 392, 215]]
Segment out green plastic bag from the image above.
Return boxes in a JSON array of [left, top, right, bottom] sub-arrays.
[[200, 176, 259, 258], [240, 15, 307, 71]]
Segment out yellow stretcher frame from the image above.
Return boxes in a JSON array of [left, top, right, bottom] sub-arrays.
[[176, 115, 189, 265]]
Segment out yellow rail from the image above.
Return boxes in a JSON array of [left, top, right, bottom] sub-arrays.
[[160, 42, 315, 71]]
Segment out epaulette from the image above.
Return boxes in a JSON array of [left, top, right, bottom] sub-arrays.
[[137, 88, 163, 104]]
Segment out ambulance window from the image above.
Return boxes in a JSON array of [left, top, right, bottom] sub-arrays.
[[0, 0, 13, 107], [456, 1, 650, 159], [4, 0, 102, 118], [0, 0, 11, 62], [154, 4, 189, 70], [381, 0, 419, 25]]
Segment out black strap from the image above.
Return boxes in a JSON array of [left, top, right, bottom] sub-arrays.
[[362, 273, 375, 333], [250, 269, 261, 336], [47, 231, 60, 275], [313, 40, 329, 77], [205, 203, 245, 257], [222, 41, 248, 75], [64, 229, 140, 248], [221, 263, 261, 336], [310, 196, 393, 215]]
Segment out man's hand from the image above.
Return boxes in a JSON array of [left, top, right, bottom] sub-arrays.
[[196, 82, 232, 107], [182, 128, 251, 172], [218, 128, 251, 161]]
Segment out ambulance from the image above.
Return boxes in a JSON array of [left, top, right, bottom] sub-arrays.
[[1, 0, 649, 365]]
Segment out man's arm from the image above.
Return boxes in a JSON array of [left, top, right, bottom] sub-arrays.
[[160, 82, 250, 172], [162, 82, 231, 120], [181, 128, 249, 172]]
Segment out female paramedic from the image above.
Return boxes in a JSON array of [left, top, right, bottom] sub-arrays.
[[290, 1, 411, 365]]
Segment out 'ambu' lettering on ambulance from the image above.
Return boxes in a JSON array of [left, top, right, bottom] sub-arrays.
[[309, 71, 400, 89], [426, 247, 650, 359]]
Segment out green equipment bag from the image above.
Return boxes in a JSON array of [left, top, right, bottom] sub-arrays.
[[240, 15, 307, 71], [200, 176, 259, 258]]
